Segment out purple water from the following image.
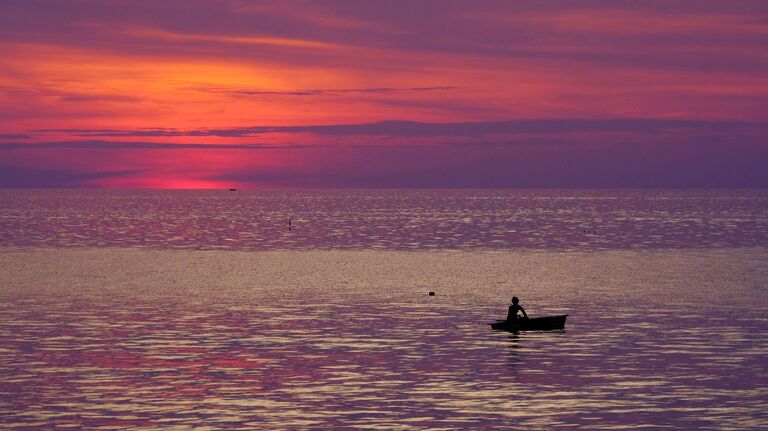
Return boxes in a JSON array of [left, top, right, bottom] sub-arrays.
[[1, 190, 767, 430], [1, 189, 767, 250]]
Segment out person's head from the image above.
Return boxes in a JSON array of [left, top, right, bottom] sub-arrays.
[[511, 296, 519, 304]]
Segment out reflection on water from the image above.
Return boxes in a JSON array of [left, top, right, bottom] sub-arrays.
[[1, 299, 765, 429], [1, 249, 766, 429], [1, 189, 767, 250]]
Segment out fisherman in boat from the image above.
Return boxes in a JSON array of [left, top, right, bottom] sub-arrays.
[[491, 298, 566, 331], [507, 297, 528, 321]]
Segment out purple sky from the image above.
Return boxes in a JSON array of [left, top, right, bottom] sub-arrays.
[[1, 0, 767, 188]]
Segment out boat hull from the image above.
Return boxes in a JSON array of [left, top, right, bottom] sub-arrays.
[[490, 315, 567, 331]]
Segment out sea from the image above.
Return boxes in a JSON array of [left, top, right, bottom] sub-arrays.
[[0, 189, 766, 430]]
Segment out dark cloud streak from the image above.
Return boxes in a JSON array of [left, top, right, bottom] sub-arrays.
[[34, 118, 768, 138], [0, 165, 143, 188], [0, 140, 321, 150], [213, 138, 768, 188]]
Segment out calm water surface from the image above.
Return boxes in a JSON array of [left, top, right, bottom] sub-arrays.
[[1, 189, 767, 250], [0, 190, 767, 430]]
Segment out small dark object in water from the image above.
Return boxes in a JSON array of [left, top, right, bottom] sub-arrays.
[[428, 291, 435, 296], [490, 315, 567, 332], [229, 188, 236, 191]]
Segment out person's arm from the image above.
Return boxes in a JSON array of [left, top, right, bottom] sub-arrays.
[[520, 305, 528, 318]]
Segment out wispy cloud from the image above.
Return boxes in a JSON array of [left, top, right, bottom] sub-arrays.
[[127, 27, 346, 50], [0, 140, 320, 150], [0, 165, 143, 188], [210, 135, 768, 188], [35, 118, 768, 138], [2, 1, 768, 188], [226, 86, 460, 96]]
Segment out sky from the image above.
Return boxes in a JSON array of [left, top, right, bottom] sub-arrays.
[[1, 0, 767, 188]]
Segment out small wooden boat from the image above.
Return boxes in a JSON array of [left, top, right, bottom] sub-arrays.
[[490, 315, 567, 331]]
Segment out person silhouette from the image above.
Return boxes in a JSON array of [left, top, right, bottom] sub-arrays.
[[507, 296, 528, 321]]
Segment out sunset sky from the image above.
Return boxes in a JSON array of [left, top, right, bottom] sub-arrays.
[[1, 0, 767, 188]]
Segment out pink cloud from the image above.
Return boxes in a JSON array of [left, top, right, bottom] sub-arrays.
[[1, 0, 767, 187]]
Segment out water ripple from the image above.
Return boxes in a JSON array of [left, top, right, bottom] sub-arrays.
[[1, 189, 767, 250], [1, 249, 767, 429]]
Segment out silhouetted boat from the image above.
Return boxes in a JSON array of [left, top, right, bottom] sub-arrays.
[[490, 315, 567, 331]]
